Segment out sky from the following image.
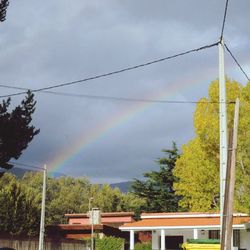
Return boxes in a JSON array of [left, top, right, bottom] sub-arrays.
[[0, 0, 249, 183]]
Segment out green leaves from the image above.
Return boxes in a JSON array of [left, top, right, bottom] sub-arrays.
[[132, 142, 181, 212], [0, 172, 143, 236], [95, 236, 124, 250]]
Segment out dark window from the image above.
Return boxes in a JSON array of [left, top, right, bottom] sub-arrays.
[[233, 229, 240, 247], [165, 236, 183, 250], [209, 230, 220, 239]]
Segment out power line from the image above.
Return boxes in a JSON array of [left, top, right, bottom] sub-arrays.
[[38, 91, 235, 104], [224, 43, 250, 81], [0, 80, 235, 104], [220, 0, 229, 40], [9, 161, 45, 170], [0, 41, 219, 99]]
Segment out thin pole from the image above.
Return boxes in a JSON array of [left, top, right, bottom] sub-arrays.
[[39, 165, 47, 250], [219, 39, 228, 230], [221, 130, 233, 250], [91, 208, 94, 250], [225, 98, 240, 249], [88, 197, 94, 250]]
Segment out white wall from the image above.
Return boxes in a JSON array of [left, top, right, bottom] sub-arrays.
[[240, 230, 250, 249], [151, 228, 209, 250]]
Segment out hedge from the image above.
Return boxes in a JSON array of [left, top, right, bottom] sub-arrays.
[[95, 236, 124, 250], [135, 242, 151, 250]]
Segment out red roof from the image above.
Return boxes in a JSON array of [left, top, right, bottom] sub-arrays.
[[65, 212, 134, 218], [120, 212, 250, 229]]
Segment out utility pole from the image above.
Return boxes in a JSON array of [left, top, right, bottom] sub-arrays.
[[219, 38, 228, 229], [221, 99, 240, 250], [39, 165, 47, 250]]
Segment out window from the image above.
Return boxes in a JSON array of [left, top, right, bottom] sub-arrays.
[[209, 230, 220, 239], [233, 229, 240, 247]]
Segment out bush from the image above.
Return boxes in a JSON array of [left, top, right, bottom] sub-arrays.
[[95, 236, 124, 250], [135, 242, 151, 250]]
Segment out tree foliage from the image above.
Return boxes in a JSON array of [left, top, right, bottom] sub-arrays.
[[132, 142, 181, 212], [0, 91, 40, 170], [95, 236, 124, 250], [0, 172, 143, 236], [174, 79, 250, 212], [0, 173, 40, 236]]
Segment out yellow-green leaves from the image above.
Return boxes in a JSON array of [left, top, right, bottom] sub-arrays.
[[174, 79, 250, 212]]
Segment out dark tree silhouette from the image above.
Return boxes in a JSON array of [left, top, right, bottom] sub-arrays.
[[0, 91, 40, 171], [132, 142, 182, 212], [0, 0, 9, 22]]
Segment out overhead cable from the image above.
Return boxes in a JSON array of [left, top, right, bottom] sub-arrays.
[[9, 161, 45, 170], [220, 0, 229, 40], [0, 78, 235, 104], [0, 41, 219, 99], [224, 44, 250, 81]]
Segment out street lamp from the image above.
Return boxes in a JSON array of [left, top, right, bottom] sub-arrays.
[[88, 197, 94, 250]]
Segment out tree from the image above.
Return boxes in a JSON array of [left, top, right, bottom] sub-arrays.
[[0, 171, 145, 236], [0, 173, 31, 235], [0, 0, 9, 22], [132, 142, 181, 212], [174, 79, 250, 212], [0, 91, 40, 170]]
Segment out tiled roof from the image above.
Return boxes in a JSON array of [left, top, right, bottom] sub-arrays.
[[120, 213, 250, 229]]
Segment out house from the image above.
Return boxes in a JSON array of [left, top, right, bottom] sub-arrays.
[[120, 212, 250, 250], [47, 212, 134, 241]]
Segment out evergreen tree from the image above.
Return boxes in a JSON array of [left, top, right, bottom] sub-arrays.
[[0, 0, 9, 22], [0, 91, 40, 171], [132, 142, 181, 212]]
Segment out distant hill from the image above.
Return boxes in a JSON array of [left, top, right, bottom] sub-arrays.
[[48, 171, 66, 178], [2, 167, 65, 179], [110, 181, 133, 193], [8, 167, 33, 178]]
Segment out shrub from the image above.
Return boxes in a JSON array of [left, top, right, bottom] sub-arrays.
[[95, 236, 124, 250], [135, 242, 151, 250]]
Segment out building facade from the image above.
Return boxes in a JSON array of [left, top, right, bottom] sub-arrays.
[[120, 212, 250, 250]]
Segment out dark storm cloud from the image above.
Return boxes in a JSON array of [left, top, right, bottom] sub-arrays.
[[0, 0, 249, 182]]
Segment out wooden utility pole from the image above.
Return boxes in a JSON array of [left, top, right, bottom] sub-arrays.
[[221, 98, 240, 250]]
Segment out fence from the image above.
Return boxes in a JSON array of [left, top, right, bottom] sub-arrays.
[[0, 237, 89, 250]]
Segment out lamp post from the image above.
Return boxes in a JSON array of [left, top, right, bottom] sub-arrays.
[[39, 165, 47, 250], [91, 208, 94, 250], [88, 197, 94, 250]]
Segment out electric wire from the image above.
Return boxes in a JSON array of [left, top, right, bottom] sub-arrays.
[[0, 80, 234, 104], [9, 161, 45, 170], [38, 91, 235, 104], [224, 43, 250, 81], [220, 0, 229, 40], [0, 41, 219, 99]]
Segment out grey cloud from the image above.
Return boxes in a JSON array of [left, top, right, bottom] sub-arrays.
[[0, 0, 249, 183]]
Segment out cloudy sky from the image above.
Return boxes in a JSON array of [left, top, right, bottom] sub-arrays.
[[0, 0, 249, 183]]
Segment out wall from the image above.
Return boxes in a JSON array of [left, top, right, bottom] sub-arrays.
[[0, 238, 89, 250], [240, 230, 250, 250]]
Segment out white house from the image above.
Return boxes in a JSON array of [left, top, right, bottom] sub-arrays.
[[120, 212, 250, 250]]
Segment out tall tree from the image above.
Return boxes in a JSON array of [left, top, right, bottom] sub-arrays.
[[0, 91, 40, 171], [174, 79, 250, 212], [0, 0, 9, 22], [132, 142, 181, 212]]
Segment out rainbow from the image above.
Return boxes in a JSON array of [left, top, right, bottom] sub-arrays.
[[48, 68, 216, 175]]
